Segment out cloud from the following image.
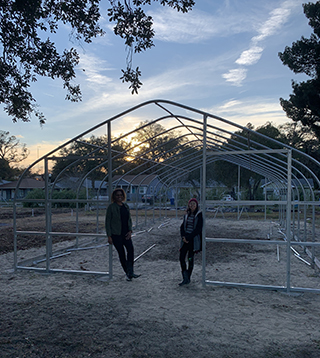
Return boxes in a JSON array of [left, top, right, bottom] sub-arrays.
[[218, 100, 243, 110], [203, 97, 289, 128], [57, 54, 229, 123], [78, 54, 113, 87], [222, 69, 248, 86], [252, 4, 292, 43], [149, 7, 256, 43], [235, 46, 264, 66], [222, 0, 301, 86]]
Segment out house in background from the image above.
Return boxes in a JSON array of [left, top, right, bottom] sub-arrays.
[[111, 174, 162, 201], [0, 178, 45, 201], [0, 174, 236, 206], [261, 178, 314, 200], [53, 174, 165, 202], [170, 179, 228, 200]]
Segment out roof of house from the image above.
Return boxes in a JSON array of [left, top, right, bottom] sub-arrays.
[[51, 174, 160, 190], [261, 178, 314, 188], [112, 174, 159, 186], [0, 178, 45, 189], [0, 180, 11, 186], [292, 178, 314, 188]]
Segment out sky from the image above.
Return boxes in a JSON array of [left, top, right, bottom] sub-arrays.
[[0, 0, 314, 169]]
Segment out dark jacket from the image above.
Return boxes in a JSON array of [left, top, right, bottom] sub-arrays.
[[105, 202, 132, 237], [180, 210, 203, 252]]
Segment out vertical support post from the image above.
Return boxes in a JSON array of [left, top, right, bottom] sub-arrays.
[[153, 185, 156, 223], [159, 186, 162, 220], [264, 177, 267, 221], [107, 121, 112, 203], [135, 185, 139, 228], [75, 202, 79, 247], [96, 204, 100, 234], [175, 180, 178, 219], [312, 203, 316, 268], [286, 149, 292, 293], [13, 201, 17, 271], [292, 193, 296, 242], [201, 114, 207, 287], [303, 203, 307, 242], [107, 121, 113, 279], [45, 158, 51, 273], [237, 165, 240, 220], [144, 185, 147, 226]]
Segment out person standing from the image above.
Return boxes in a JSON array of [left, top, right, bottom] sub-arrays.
[[179, 198, 203, 286], [105, 188, 140, 281]]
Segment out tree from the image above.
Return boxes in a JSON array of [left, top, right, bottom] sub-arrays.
[[279, 121, 320, 179], [211, 123, 286, 200], [0, 130, 29, 180], [0, 0, 194, 124], [279, 122, 318, 152], [0, 158, 14, 180], [279, 1, 320, 140], [0, 130, 29, 163], [131, 120, 186, 173], [50, 134, 131, 180]]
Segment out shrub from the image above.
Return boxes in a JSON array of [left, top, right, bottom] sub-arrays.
[[22, 189, 45, 207], [23, 188, 86, 208]]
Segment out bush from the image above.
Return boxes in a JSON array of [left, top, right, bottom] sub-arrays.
[[22, 189, 45, 207], [23, 188, 86, 208], [52, 189, 86, 208]]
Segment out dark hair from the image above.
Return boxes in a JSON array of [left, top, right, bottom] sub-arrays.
[[111, 188, 126, 203]]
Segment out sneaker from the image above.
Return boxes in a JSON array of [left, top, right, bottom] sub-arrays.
[[132, 273, 141, 278], [126, 275, 132, 281]]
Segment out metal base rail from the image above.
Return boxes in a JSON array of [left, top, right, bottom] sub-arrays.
[[14, 231, 112, 277], [14, 227, 155, 277], [204, 237, 320, 294], [205, 280, 320, 294], [16, 265, 110, 276]]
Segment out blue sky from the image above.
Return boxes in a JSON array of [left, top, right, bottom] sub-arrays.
[[1, 0, 313, 168]]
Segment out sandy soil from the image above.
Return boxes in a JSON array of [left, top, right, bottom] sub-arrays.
[[1, 212, 320, 357]]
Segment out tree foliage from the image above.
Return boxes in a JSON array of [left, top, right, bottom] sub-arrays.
[[0, 130, 29, 163], [131, 120, 186, 173], [50, 134, 131, 180], [0, 158, 15, 180], [0, 130, 29, 180], [0, 0, 194, 124], [279, 1, 320, 140], [210, 120, 320, 197], [280, 121, 320, 178], [50, 122, 187, 178], [22, 188, 86, 207], [211, 123, 288, 199]]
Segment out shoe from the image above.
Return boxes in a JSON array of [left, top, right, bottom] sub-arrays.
[[126, 275, 132, 281], [132, 273, 141, 278], [178, 271, 190, 286]]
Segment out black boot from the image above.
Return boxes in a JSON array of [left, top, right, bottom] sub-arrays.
[[187, 269, 192, 283], [179, 271, 190, 286], [125, 261, 133, 281], [185, 270, 190, 284]]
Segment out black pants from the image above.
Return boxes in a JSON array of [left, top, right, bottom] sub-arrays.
[[179, 242, 194, 277], [112, 235, 134, 276]]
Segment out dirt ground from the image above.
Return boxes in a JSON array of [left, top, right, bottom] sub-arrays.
[[1, 208, 320, 357]]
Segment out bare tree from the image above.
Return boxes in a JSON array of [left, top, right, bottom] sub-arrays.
[[0, 130, 29, 163]]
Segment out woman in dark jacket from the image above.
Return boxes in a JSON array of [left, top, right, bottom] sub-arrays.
[[179, 198, 203, 286], [105, 188, 140, 281]]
